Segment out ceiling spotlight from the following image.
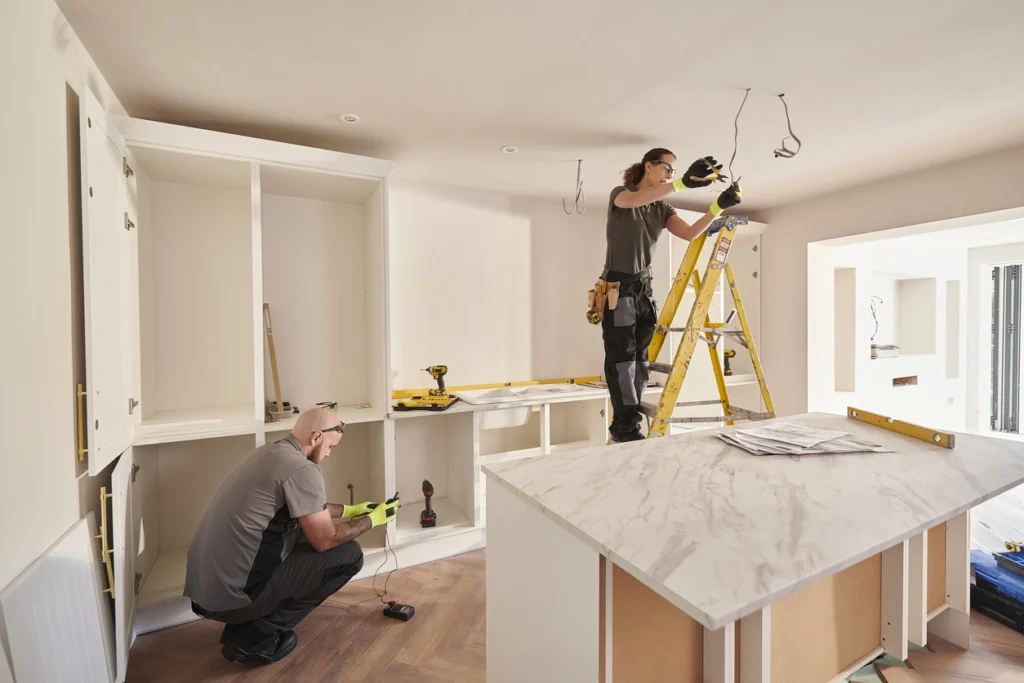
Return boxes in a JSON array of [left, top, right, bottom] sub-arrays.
[[501, 145, 518, 154], [339, 113, 360, 123]]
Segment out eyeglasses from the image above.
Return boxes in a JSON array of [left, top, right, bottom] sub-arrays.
[[651, 160, 676, 177], [320, 423, 345, 435]]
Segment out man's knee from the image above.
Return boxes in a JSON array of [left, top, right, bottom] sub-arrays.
[[326, 540, 363, 576]]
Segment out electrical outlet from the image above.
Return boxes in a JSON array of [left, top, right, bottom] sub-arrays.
[[947, 397, 955, 405]]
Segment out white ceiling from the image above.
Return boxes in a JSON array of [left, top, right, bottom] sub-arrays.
[[58, 0, 1024, 213]]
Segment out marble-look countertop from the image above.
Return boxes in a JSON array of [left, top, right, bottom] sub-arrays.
[[482, 412, 1024, 630]]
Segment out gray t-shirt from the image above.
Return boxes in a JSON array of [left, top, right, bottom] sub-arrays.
[[604, 185, 677, 275], [183, 435, 327, 611]]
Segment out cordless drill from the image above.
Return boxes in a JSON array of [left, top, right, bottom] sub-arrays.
[[420, 479, 437, 528], [424, 365, 448, 396], [723, 349, 735, 376]]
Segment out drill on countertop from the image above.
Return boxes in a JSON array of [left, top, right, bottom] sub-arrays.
[[424, 365, 448, 396]]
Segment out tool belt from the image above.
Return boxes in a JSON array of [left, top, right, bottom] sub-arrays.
[[586, 266, 649, 325]]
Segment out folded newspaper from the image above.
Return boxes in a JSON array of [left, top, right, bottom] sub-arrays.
[[716, 422, 893, 456]]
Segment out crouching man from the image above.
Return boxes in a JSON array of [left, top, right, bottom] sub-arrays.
[[183, 407, 400, 664]]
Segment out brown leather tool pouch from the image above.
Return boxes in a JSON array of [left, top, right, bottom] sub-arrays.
[[587, 279, 609, 324]]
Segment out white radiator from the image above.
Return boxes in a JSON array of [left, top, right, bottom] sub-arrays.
[[1, 514, 115, 683]]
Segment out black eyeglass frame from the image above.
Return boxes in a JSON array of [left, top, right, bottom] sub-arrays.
[[649, 160, 676, 177]]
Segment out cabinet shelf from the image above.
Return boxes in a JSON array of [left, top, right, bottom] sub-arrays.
[[395, 497, 475, 546], [133, 405, 258, 445], [263, 405, 385, 435]]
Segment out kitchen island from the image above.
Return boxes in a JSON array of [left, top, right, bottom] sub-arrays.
[[481, 411, 1024, 683]]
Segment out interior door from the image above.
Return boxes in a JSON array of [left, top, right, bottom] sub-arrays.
[[81, 87, 133, 474], [111, 448, 136, 683]]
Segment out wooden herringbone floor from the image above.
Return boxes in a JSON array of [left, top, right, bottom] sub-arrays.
[[127, 548, 1024, 682], [126, 549, 486, 683]]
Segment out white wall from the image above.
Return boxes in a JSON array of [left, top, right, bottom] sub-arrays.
[[758, 142, 1024, 417], [0, 0, 126, 591], [966, 241, 1024, 431], [387, 180, 609, 391], [807, 237, 966, 428]]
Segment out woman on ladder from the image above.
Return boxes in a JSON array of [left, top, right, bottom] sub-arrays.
[[602, 148, 742, 443]]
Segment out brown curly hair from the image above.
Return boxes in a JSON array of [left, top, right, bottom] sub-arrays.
[[622, 148, 675, 186]]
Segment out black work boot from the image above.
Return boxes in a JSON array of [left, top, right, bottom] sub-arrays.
[[222, 629, 297, 665]]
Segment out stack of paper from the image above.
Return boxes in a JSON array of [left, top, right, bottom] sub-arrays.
[[716, 422, 893, 456]]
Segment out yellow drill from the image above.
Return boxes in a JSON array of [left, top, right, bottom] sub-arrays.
[[424, 365, 448, 396]]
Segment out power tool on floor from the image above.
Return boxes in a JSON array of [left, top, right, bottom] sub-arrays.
[[394, 365, 459, 411], [723, 349, 736, 376], [420, 479, 437, 528]]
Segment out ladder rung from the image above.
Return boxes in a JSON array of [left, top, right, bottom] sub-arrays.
[[639, 402, 658, 418], [677, 399, 726, 407], [649, 362, 674, 374], [725, 406, 776, 421], [656, 326, 689, 334]]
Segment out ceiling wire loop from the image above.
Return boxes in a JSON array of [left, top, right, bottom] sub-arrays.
[[773, 93, 802, 159], [728, 88, 751, 185], [563, 158, 585, 214]]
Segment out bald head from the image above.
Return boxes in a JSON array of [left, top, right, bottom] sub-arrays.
[[292, 407, 342, 443]]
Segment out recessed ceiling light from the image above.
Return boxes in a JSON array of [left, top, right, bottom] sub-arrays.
[[501, 145, 518, 154], [339, 113, 360, 124]]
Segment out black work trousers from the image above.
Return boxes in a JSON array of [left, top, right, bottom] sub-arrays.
[[601, 271, 658, 440], [192, 540, 364, 649]]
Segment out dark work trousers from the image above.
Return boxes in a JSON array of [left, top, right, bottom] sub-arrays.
[[192, 540, 364, 649], [601, 270, 658, 440]]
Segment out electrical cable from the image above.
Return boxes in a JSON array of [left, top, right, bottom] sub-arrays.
[[728, 88, 751, 185], [372, 524, 399, 605], [563, 159, 585, 214], [773, 93, 802, 159]]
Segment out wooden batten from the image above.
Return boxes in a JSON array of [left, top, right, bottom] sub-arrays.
[[927, 522, 947, 612]]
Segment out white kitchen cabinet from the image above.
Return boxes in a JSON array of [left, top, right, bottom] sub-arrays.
[[76, 84, 762, 679], [77, 86, 395, 676]]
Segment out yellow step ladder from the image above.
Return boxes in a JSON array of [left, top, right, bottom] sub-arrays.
[[641, 214, 775, 437]]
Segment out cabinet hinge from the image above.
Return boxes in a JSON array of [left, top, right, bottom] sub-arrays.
[[128, 396, 139, 414], [131, 463, 140, 483], [124, 212, 135, 231], [123, 157, 134, 178], [134, 572, 142, 596]]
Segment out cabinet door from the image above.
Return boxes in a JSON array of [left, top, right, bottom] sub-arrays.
[[81, 87, 133, 474], [111, 448, 136, 683]]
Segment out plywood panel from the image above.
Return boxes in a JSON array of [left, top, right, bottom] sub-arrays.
[[612, 563, 703, 683], [770, 553, 882, 683], [928, 522, 947, 612]]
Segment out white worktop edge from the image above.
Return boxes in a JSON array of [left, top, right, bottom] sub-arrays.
[[482, 446, 1024, 630]]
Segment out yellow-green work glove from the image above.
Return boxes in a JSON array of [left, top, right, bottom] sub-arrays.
[[672, 156, 725, 190], [342, 501, 378, 518], [368, 497, 401, 527], [710, 182, 742, 217]]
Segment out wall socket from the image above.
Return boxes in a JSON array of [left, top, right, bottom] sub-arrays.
[[947, 397, 955, 405]]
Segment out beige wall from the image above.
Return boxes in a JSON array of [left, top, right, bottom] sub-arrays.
[[387, 180, 609, 391], [756, 143, 1024, 417], [0, 0, 125, 590]]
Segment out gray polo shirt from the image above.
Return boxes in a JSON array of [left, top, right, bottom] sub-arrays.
[[604, 185, 677, 276], [183, 435, 327, 611]]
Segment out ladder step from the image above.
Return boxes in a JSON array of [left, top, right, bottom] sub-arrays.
[[639, 402, 659, 418], [649, 362, 674, 374]]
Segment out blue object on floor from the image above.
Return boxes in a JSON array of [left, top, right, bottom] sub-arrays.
[[971, 549, 1024, 603]]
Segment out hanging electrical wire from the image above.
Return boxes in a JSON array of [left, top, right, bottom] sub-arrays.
[[773, 93, 802, 159], [563, 158, 585, 214], [728, 88, 751, 184]]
